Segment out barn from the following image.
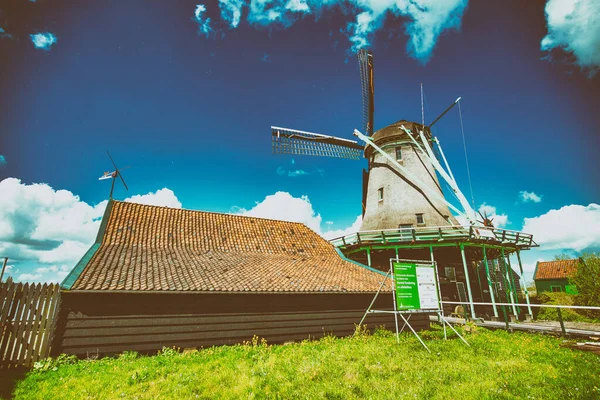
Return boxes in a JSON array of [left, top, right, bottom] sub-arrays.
[[53, 200, 428, 357]]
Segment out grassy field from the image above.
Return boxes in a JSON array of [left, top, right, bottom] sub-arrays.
[[8, 327, 600, 399]]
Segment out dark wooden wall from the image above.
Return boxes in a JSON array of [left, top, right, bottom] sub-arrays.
[[53, 292, 429, 357]]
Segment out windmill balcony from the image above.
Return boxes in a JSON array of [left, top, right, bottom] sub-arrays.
[[330, 225, 537, 250]]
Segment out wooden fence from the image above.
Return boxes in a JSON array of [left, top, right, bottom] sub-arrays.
[[0, 279, 61, 368]]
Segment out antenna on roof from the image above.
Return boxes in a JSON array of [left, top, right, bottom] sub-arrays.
[[98, 151, 130, 199]]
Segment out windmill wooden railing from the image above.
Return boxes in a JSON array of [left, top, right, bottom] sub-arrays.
[[0, 279, 61, 368], [330, 225, 536, 250]]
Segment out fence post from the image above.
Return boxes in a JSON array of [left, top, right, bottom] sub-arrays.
[[502, 305, 509, 331], [0, 257, 7, 282], [557, 308, 566, 335]]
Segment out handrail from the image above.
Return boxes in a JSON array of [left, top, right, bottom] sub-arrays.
[[329, 225, 536, 248], [442, 300, 600, 311]]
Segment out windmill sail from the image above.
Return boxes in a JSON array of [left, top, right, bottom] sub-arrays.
[[358, 49, 374, 136], [271, 126, 363, 160]]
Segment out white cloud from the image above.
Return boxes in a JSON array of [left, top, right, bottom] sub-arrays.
[[18, 273, 42, 281], [194, 4, 212, 37], [286, 0, 310, 12], [235, 191, 361, 240], [276, 166, 309, 177], [541, 0, 600, 76], [36, 241, 91, 264], [30, 32, 57, 51], [519, 191, 542, 203], [204, 0, 468, 63], [220, 0, 245, 28], [517, 258, 544, 285], [0, 178, 182, 283], [522, 203, 600, 252], [349, 11, 376, 50], [35, 266, 58, 274], [0, 178, 104, 249], [322, 215, 362, 240], [477, 203, 508, 228], [124, 188, 182, 208], [195, 4, 207, 19], [349, 0, 468, 62], [288, 169, 308, 177], [236, 191, 323, 233]]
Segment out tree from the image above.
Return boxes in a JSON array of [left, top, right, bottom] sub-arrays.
[[571, 253, 600, 318]]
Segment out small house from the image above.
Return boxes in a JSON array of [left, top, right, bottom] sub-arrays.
[[533, 259, 579, 294]]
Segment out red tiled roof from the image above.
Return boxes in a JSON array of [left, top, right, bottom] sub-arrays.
[[534, 260, 579, 280], [67, 200, 388, 292]]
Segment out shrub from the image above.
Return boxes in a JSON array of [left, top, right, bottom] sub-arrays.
[[157, 346, 180, 357], [118, 351, 139, 361], [352, 323, 371, 338], [33, 354, 78, 372], [571, 253, 600, 318], [536, 292, 592, 322]]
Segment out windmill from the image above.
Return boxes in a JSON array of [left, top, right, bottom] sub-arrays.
[[98, 151, 129, 199], [271, 49, 479, 230], [271, 52, 539, 322]]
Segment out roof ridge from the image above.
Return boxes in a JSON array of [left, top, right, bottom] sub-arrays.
[[111, 199, 310, 227], [538, 259, 578, 264]]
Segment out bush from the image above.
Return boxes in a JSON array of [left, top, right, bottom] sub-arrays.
[[571, 253, 600, 319], [33, 354, 78, 372], [536, 292, 595, 322]]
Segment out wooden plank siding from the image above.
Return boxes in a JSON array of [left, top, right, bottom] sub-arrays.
[[55, 292, 429, 357], [0, 280, 61, 368]]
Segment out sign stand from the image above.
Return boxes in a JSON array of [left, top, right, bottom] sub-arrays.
[[357, 258, 470, 352]]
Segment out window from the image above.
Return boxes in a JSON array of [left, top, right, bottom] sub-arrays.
[[416, 213, 424, 225], [550, 285, 562, 293], [395, 147, 402, 161], [399, 224, 413, 239], [445, 267, 456, 282], [378, 188, 384, 202]]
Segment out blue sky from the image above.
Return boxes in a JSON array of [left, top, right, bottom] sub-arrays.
[[0, 0, 598, 283]]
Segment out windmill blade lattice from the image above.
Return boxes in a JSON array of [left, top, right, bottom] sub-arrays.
[[271, 126, 363, 160], [358, 49, 374, 136]]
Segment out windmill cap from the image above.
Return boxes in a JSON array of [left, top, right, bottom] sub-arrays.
[[364, 120, 432, 157]]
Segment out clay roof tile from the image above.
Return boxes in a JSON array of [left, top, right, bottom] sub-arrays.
[[68, 200, 389, 293]]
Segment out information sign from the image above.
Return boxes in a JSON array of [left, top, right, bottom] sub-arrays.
[[392, 261, 440, 311]]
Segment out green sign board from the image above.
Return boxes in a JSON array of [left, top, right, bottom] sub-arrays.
[[393, 261, 440, 311]]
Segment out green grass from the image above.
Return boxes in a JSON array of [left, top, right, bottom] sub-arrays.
[[11, 327, 600, 399]]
